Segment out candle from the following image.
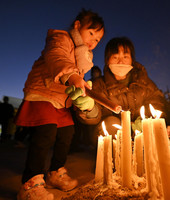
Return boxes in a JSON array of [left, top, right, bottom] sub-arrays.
[[141, 106, 163, 198], [102, 121, 113, 185], [121, 111, 132, 188], [150, 105, 170, 200], [85, 87, 122, 114], [113, 124, 122, 176], [141, 106, 152, 192], [133, 130, 144, 177], [95, 135, 104, 182], [112, 136, 117, 171], [133, 136, 136, 175], [115, 129, 122, 176], [95, 121, 112, 185]]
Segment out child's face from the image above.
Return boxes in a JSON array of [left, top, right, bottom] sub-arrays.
[[108, 46, 132, 65], [75, 22, 104, 50]]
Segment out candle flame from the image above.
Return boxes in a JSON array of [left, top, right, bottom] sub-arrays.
[[140, 106, 145, 119], [149, 104, 162, 119], [98, 135, 103, 140], [102, 121, 109, 136], [135, 130, 141, 136], [112, 124, 122, 129]]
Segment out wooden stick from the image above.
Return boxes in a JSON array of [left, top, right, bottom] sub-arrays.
[[85, 87, 122, 114]]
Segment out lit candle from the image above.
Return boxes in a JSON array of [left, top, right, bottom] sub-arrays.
[[141, 106, 152, 192], [95, 135, 104, 182], [121, 111, 132, 188], [150, 104, 170, 200], [141, 106, 163, 198], [133, 130, 144, 177], [102, 121, 112, 185]]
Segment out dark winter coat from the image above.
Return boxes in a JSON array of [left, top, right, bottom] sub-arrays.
[[77, 62, 166, 124]]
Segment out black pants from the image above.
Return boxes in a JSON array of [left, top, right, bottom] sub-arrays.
[[22, 124, 75, 183], [14, 126, 30, 142]]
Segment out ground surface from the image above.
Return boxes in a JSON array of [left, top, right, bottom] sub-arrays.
[[0, 140, 150, 200], [0, 139, 96, 200]]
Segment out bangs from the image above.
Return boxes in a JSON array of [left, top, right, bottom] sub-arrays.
[[87, 21, 104, 31], [105, 37, 135, 64]]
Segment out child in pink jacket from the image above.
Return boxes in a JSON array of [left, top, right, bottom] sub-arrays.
[[15, 9, 105, 200]]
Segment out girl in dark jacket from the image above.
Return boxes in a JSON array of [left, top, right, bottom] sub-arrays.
[[67, 37, 166, 145]]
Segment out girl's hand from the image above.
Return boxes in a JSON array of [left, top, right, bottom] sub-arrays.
[[68, 74, 91, 95], [65, 81, 94, 111]]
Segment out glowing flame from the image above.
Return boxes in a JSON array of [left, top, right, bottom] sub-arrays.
[[112, 124, 122, 129], [149, 104, 162, 119], [140, 106, 145, 120], [98, 135, 103, 140], [115, 134, 117, 139], [135, 130, 141, 136], [102, 121, 109, 136]]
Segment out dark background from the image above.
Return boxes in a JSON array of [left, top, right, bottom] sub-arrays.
[[0, 0, 170, 100]]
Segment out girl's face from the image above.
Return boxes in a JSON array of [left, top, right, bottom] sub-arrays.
[[74, 21, 104, 50], [108, 46, 132, 65]]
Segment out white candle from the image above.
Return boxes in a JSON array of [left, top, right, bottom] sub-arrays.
[[121, 111, 132, 188], [95, 122, 113, 185], [152, 117, 170, 200], [115, 129, 122, 176], [133, 130, 144, 177], [141, 105, 163, 198], [112, 137, 117, 171], [104, 134, 112, 185], [112, 124, 122, 176], [102, 121, 112, 185], [95, 135, 104, 182], [133, 136, 136, 175], [142, 117, 152, 191]]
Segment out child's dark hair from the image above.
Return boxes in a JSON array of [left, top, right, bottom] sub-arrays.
[[105, 37, 135, 65], [71, 8, 105, 32]]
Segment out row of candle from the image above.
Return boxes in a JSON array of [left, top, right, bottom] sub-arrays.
[[95, 105, 170, 200], [95, 111, 132, 187], [142, 105, 170, 200], [95, 121, 112, 185]]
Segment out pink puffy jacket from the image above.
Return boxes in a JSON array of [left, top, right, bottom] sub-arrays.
[[23, 29, 81, 108]]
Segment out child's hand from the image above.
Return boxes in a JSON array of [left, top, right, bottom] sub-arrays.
[[65, 81, 94, 111], [68, 74, 91, 95]]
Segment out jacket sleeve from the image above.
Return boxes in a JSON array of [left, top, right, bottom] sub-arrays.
[[75, 104, 102, 125], [133, 62, 166, 119]]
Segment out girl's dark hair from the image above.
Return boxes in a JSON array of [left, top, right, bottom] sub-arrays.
[[105, 37, 135, 65], [71, 8, 105, 32]]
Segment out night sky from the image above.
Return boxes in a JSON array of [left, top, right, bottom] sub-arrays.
[[0, 0, 170, 101]]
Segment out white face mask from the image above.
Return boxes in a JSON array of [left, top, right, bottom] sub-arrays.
[[108, 64, 133, 77]]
